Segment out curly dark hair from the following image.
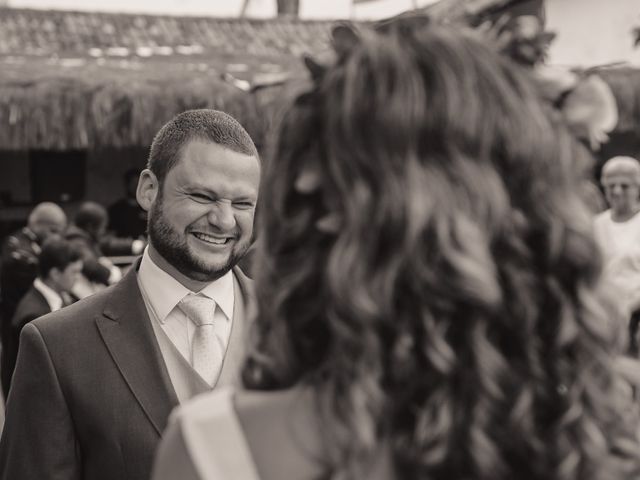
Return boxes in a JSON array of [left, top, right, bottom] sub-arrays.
[[243, 23, 640, 480]]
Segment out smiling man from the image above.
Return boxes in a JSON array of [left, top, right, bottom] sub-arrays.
[[0, 110, 260, 480]]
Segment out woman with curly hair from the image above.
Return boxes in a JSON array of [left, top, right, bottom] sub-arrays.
[[152, 22, 640, 480]]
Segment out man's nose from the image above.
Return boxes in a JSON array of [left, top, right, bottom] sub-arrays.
[[208, 201, 235, 230]]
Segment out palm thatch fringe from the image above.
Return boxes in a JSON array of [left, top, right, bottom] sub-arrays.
[[0, 58, 299, 151], [0, 58, 638, 152]]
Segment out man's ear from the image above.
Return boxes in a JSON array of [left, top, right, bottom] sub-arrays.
[[136, 169, 159, 212]]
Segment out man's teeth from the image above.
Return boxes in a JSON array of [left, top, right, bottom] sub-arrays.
[[193, 232, 228, 244]]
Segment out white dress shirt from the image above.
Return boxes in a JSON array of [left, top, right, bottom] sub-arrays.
[[137, 249, 234, 366], [33, 277, 64, 312], [594, 209, 640, 313]]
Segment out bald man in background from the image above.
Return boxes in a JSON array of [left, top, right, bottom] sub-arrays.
[[0, 202, 67, 397], [594, 156, 640, 354]]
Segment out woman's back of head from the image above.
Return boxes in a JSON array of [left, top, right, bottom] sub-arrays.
[[245, 22, 640, 480]]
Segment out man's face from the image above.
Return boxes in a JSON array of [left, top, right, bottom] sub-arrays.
[[146, 140, 260, 282], [52, 260, 83, 293], [33, 218, 66, 243], [602, 172, 640, 215]]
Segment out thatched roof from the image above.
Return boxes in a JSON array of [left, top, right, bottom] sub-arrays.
[[0, 8, 331, 151], [0, 55, 308, 151], [0, 1, 536, 151], [0, 3, 638, 151], [0, 8, 332, 58]]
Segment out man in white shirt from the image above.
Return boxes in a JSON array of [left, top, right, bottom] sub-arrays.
[[3, 236, 82, 395], [0, 109, 260, 480], [593, 156, 640, 353]]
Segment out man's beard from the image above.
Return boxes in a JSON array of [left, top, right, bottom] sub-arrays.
[[147, 196, 248, 282]]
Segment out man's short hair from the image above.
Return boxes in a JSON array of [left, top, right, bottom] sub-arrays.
[[147, 109, 259, 185], [74, 202, 108, 233], [601, 156, 640, 185], [38, 236, 81, 279]]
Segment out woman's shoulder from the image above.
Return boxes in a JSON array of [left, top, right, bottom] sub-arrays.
[[237, 386, 330, 480], [169, 387, 262, 480], [171, 386, 236, 424], [172, 385, 329, 480], [173, 385, 316, 428]]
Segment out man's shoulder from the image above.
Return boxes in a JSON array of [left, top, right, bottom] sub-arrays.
[[15, 286, 47, 310], [4, 228, 30, 243], [12, 287, 48, 324], [1, 229, 38, 260], [593, 209, 613, 228], [232, 266, 255, 299], [65, 225, 92, 242], [232, 266, 252, 282]]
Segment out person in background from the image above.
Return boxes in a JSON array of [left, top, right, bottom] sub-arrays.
[[66, 201, 144, 297], [0, 201, 67, 398], [0, 109, 260, 480], [108, 167, 148, 239], [2, 236, 82, 396], [153, 24, 640, 480], [593, 156, 640, 354]]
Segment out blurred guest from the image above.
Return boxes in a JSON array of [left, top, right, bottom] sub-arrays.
[[66, 201, 144, 297], [594, 156, 640, 353], [108, 167, 148, 239], [0, 201, 66, 397], [0, 109, 259, 480], [2, 236, 81, 395], [153, 24, 640, 480]]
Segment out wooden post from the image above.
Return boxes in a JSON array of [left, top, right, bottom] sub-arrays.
[[239, 0, 252, 17], [276, 0, 300, 16]]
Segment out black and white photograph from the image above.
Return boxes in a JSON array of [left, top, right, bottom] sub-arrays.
[[1, 0, 640, 478]]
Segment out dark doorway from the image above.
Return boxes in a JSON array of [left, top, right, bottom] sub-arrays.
[[30, 150, 86, 203]]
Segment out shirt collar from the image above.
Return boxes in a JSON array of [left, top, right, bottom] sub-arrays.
[[33, 277, 63, 312], [138, 248, 234, 323], [197, 269, 234, 321]]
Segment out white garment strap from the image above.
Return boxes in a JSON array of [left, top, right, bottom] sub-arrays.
[[178, 387, 261, 480]]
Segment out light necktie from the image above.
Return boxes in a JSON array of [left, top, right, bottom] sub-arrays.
[[178, 294, 223, 386]]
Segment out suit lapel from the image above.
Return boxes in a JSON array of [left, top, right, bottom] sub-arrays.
[[95, 265, 179, 436]]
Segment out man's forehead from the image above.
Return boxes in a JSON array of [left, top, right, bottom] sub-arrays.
[[37, 219, 66, 230], [602, 172, 640, 185], [602, 157, 640, 178]]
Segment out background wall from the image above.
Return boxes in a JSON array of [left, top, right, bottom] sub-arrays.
[[0, 151, 31, 205], [86, 147, 147, 207], [546, 0, 640, 67]]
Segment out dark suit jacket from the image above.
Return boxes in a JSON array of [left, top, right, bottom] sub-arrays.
[[0, 263, 254, 480], [0, 227, 40, 396], [2, 286, 52, 394], [0, 228, 40, 322]]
